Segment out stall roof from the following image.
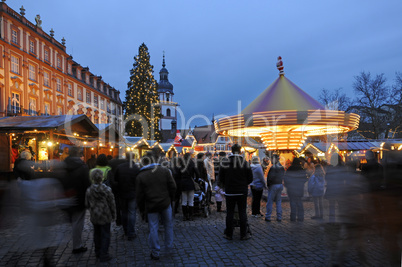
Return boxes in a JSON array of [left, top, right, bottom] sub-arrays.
[[123, 136, 150, 148], [301, 141, 384, 153], [0, 115, 98, 135], [147, 140, 158, 147], [95, 123, 111, 131], [159, 143, 175, 152]]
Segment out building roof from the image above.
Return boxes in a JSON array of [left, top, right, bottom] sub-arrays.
[[160, 129, 191, 143], [0, 115, 98, 135], [192, 125, 218, 144], [157, 55, 174, 92]]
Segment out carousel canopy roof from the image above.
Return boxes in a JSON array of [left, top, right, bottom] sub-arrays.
[[242, 75, 324, 114], [215, 57, 360, 151]]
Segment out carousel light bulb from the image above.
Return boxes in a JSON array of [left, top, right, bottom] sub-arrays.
[[47, 141, 53, 147]]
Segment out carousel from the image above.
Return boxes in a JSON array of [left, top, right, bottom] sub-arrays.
[[214, 57, 360, 156]]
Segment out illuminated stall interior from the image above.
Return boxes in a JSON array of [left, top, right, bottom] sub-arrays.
[[0, 115, 98, 172]]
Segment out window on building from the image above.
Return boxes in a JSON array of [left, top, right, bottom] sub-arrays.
[[57, 56, 61, 69], [56, 77, 62, 92], [166, 93, 170, 102], [94, 117, 99, 124], [100, 98, 105, 110], [11, 93, 20, 114], [67, 83, 73, 97], [107, 102, 110, 113], [86, 91, 91, 104], [44, 48, 49, 62], [11, 29, 18, 45], [166, 108, 171, 117], [29, 98, 36, 115], [111, 103, 116, 115], [28, 64, 36, 81], [43, 71, 50, 87], [29, 39, 35, 54], [86, 75, 89, 84], [77, 87, 83, 101], [11, 55, 20, 74], [44, 102, 50, 116], [67, 63, 72, 74], [94, 95, 98, 108], [57, 106, 62, 115]]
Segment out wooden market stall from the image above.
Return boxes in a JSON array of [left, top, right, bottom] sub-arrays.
[[0, 115, 98, 179]]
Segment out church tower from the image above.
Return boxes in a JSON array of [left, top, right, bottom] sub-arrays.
[[157, 53, 179, 131]]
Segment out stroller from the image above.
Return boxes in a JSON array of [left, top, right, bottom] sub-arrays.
[[193, 178, 211, 218]]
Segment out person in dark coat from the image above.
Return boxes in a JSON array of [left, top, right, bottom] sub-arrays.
[[284, 158, 307, 222], [114, 152, 140, 240], [179, 153, 199, 221], [197, 153, 213, 204], [13, 150, 35, 180], [378, 146, 402, 266], [169, 157, 182, 216], [62, 146, 91, 254], [265, 154, 285, 222], [108, 155, 128, 226], [136, 148, 176, 260], [219, 144, 253, 240], [324, 153, 346, 223], [86, 154, 97, 170]]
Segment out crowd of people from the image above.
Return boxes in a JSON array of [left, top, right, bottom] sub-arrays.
[[4, 143, 402, 265]]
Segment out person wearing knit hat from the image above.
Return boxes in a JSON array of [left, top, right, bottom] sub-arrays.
[[85, 169, 116, 262]]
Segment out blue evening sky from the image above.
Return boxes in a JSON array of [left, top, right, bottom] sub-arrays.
[[11, 0, 402, 128]]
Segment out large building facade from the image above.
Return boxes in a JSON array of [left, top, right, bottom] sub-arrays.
[[0, 3, 122, 131]]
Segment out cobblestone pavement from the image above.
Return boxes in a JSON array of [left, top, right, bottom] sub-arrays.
[[0, 196, 396, 267]]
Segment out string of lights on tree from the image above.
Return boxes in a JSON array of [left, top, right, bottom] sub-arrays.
[[124, 43, 162, 141]]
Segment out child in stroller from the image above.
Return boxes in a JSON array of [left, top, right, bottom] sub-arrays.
[[193, 178, 211, 218]]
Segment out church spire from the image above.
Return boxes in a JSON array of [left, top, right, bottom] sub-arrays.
[[162, 51, 166, 68]]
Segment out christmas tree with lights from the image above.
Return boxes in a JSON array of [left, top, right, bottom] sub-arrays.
[[124, 43, 161, 141]]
